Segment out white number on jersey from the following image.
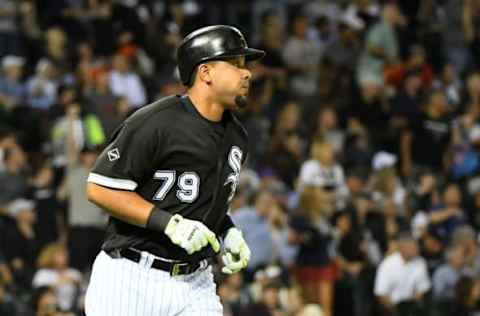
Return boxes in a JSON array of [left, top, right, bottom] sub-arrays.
[[153, 171, 176, 200], [153, 170, 200, 203], [176, 172, 200, 203]]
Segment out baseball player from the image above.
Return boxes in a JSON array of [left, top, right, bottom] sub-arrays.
[[84, 25, 265, 315]]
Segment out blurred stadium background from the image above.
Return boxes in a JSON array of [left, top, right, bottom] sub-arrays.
[[2, 0, 480, 315]]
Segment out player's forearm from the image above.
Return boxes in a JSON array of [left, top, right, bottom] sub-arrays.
[[86, 182, 154, 227]]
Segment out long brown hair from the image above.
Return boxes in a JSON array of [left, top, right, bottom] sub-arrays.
[[297, 186, 332, 219]]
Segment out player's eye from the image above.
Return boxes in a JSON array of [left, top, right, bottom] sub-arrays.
[[228, 58, 245, 69]]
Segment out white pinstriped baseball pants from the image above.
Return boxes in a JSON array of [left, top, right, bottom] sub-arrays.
[[84, 251, 223, 316]]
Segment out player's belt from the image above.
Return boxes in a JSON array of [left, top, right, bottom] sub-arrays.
[[111, 248, 208, 276]]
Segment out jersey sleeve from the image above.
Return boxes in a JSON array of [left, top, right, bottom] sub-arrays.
[[87, 120, 162, 191]]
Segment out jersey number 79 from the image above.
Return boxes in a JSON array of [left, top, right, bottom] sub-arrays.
[[153, 171, 200, 203]]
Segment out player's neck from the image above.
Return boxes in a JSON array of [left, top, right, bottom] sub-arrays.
[[187, 90, 224, 122]]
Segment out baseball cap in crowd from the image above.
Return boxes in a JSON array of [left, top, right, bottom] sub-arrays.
[[6, 199, 35, 218], [372, 151, 397, 171], [1, 55, 25, 69], [340, 11, 365, 31], [254, 265, 282, 281], [36, 58, 53, 73]]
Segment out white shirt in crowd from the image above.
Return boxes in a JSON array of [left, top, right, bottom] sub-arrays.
[[298, 159, 348, 207], [33, 268, 83, 311], [108, 70, 146, 108], [374, 252, 431, 304], [299, 159, 345, 189], [283, 37, 322, 97]]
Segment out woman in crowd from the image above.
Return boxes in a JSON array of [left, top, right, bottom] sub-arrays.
[[32, 243, 82, 312], [289, 184, 338, 316]]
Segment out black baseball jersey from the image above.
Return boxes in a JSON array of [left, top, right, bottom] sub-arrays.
[[87, 95, 248, 262]]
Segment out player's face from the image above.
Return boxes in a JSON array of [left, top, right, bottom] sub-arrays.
[[210, 56, 252, 109]]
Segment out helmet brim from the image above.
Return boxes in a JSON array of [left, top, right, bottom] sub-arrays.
[[203, 47, 266, 63], [181, 48, 266, 85], [243, 48, 266, 61]]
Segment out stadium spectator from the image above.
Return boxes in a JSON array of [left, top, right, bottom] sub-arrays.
[[108, 53, 146, 108], [323, 16, 362, 72], [57, 104, 106, 272], [86, 71, 125, 137], [232, 190, 276, 276], [428, 183, 467, 241], [26, 59, 57, 110], [299, 139, 347, 212], [432, 243, 469, 309], [356, 2, 403, 94], [43, 27, 71, 78], [256, 10, 287, 100], [385, 44, 434, 90], [401, 89, 453, 176], [3, 199, 40, 292], [29, 162, 63, 250], [0, 55, 27, 110], [266, 123, 304, 189], [32, 243, 82, 312], [289, 185, 338, 316], [0, 0, 21, 56], [309, 107, 346, 157], [0, 137, 29, 205], [370, 151, 407, 216], [283, 14, 322, 98], [389, 68, 424, 129], [334, 211, 371, 316], [239, 281, 283, 316], [374, 232, 430, 316]]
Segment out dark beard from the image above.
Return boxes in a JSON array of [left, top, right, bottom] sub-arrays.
[[234, 95, 248, 108]]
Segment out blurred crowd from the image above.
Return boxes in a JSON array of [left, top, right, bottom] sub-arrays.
[[4, 0, 480, 316]]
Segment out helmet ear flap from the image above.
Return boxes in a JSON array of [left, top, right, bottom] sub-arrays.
[[185, 66, 198, 88]]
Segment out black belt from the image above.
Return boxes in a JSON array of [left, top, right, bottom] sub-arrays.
[[109, 248, 206, 276]]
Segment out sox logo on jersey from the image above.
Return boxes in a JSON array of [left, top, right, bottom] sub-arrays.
[[224, 146, 243, 203]]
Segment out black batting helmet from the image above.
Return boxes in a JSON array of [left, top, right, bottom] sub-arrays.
[[176, 25, 265, 85]]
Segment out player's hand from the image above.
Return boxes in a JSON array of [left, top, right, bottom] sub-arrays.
[[221, 228, 250, 274], [164, 214, 220, 254]]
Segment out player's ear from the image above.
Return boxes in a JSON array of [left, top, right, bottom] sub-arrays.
[[198, 63, 213, 85]]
